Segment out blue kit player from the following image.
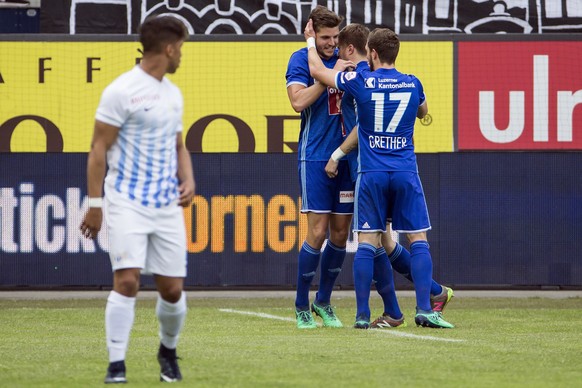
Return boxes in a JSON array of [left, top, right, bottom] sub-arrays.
[[285, 5, 354, 329], [335, 23, 404, 328], [305, 20, 454, 329], [333, 24, 454, 328]]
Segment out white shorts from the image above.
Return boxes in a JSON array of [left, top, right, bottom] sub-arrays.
[[104, 194, 187, 277]]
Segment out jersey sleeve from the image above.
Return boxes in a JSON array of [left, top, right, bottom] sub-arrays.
[[412, 75, 426, 106], [285, 49, 310, 88], [175, 87, 184, 134], [95, 83, 129, 128], [335, 71, 361, 96]]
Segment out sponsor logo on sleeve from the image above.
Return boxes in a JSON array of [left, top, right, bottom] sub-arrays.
[[344, 71, 357, 81]]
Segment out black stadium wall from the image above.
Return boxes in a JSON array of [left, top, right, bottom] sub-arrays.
[[0, 153, 581, 289], [38, 0, 582, 35]]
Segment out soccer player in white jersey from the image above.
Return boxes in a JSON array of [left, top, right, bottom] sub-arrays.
[[304, 20, 454, 329], [80, 16, 195, 383]]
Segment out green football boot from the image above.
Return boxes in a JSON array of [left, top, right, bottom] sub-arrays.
[[414, 309, 455, 329], [295, 309, 317, 329], [311, 302, 343, 328]]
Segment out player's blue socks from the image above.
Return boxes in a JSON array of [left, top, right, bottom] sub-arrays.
[[388, 243, 413, 282], [316, 240, 346, 305], [431, 279, 444, 296], [389, 243, 442, 296], [410, 241, 433, 311], [373, 247, 403, 319], [353, 242, 376, 320], [295, 241, 320, 309]]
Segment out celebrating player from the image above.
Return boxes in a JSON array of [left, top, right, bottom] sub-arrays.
[[305, 19, 455, 329], [332, 23, 454, 328], [285, 5, 353, 329]]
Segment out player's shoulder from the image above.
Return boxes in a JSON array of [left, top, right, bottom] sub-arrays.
[[404, 73, 423, 90], [398, 70, 421, 83], [106, 67, 139, 91], [162, 75, 178, 88], [355, 61, 370, 73], [163, 78, 183, 97], [114, 66, 142, 82], [288, 47, 308, 64]]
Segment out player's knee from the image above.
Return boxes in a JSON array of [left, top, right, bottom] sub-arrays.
[[329, 229, 349, 245], [382, 234, 396, 253], [307, 229, 327, 248], [113, 276, 139, 297], [406, 232, 427, 244], [159, 287, 183, 304]]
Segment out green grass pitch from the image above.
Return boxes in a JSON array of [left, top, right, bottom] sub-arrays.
[[1, 294, 581, 387]]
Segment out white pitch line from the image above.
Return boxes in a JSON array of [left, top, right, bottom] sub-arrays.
[[219, 308, 322, 326], [219, 308, 297, 322], [369, 328, 465, 342], [219, 308, 464, 342]]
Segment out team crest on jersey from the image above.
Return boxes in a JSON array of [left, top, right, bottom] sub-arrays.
[[365, 78, 376, 88]]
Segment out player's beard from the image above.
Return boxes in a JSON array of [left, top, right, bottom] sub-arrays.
[[167, 58, 180, 74], [367, 53, 375, 71], [317, 46, 335, 60]]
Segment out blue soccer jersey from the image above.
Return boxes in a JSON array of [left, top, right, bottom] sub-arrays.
[[335, 68, 425, 173], [286, 48, 345, 161], [340, 61, 370, 184]]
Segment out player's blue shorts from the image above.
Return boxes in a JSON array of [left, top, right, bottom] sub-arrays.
[[347, 152, 359, 185], [354, 171, 431, 233], [298, 160, 354, 214]]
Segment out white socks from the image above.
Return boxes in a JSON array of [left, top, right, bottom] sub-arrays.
[[156, 292, 187, 350], [105, 290, 186, 363], [105, 291, 136, 363]]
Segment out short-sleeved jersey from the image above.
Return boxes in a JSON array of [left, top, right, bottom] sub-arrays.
[[340, 61, 370, 183], [335, 67, 425, 173], [96, 65, 183, 208], [286, 48, 345, 161]]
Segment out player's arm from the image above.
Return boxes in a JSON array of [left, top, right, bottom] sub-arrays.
[[304, 19, 353, 88], [176, 133, 195, 207], [286, 82, 326, 113], [324, 125, 359, 178], [80, 120, 120, 240], [417, 100, 428, 119]]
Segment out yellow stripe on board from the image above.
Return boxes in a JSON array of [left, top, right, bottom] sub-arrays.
[[0, 41, 453, 153]]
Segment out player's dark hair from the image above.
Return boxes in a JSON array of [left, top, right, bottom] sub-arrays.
[[139, 16, 189, 54], [339, 23, 369, 56], [309, 5, 343, 32], [367, 28, 400, 65]]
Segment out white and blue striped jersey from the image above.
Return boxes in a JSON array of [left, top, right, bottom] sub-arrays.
[[335, 67, 425, 173], [286, 48, 345, 161], [96, 65, 183, 208]]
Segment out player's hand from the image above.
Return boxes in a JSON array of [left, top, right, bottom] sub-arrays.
[[325, 158, 339, 178], [80, 208, 103, 240], [334, 59, 356, 71], [304, 19, 315, 40], [178, 179, 195, 207]]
